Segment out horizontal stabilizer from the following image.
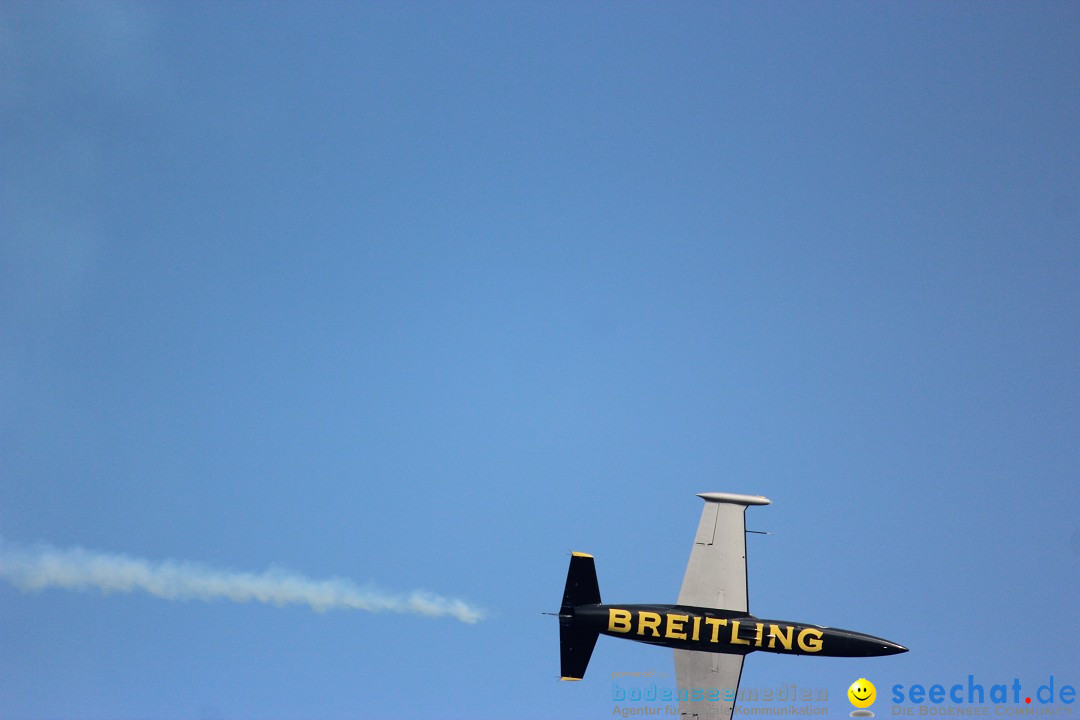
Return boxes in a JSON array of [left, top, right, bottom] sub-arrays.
[[557, 552, 603, 680], [561, 552, 600, 610], [560, 622, 599, 680]]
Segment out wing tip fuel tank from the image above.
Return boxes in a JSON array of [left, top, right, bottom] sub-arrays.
[[697, 492, 772, 506]]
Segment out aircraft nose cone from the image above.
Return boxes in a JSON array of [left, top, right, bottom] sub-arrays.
[[883, 641, 908, 655]]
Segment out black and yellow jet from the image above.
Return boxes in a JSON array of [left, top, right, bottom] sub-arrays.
[[556, 493, 907, 719]]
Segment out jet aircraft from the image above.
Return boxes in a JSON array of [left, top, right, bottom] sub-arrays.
[[556, 492, 907, 719]]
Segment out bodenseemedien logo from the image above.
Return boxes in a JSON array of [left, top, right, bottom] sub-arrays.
[[849, 678, 877, 717]]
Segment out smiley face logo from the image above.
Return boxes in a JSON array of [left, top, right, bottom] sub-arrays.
[[848, 678, 876, 708]]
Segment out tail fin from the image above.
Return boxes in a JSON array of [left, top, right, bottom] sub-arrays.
[[558, 552, 601, 680], [561, 552, 601, 609]]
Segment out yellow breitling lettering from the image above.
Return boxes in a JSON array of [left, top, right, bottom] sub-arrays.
[[704, 617, 727, 643], [730, 620, 750, 645], [608, 609, 632, 634], [768, 624, 794, 650], [797, 628, 824, 652], [754, 622, 764, 647], [637, 611, 662, 637], [665, 614, 688, 640], [691, 615, 701, 641]]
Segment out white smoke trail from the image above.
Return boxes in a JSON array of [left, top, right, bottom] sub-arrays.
[[0, 539, 484, 624]]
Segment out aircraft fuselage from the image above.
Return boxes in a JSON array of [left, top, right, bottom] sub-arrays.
[[570, 604, 906, 657]]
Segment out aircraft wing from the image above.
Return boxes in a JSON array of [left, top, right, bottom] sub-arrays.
[[674, 649, 743, 720], [675, 493, 769, 719], [676, 492, 770, 612]]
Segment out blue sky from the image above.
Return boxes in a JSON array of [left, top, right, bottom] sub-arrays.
[[1, 2, 1077, 718]]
